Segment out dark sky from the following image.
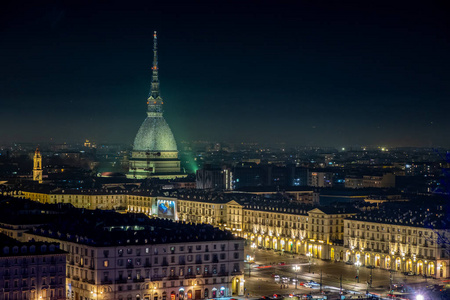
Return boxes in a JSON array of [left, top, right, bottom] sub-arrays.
[[1, 0, 449, 147]]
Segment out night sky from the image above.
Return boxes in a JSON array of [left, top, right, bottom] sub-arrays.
[[1, 0, 449, 147]]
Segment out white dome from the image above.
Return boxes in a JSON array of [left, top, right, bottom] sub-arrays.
[[133, 116, 177, 151]]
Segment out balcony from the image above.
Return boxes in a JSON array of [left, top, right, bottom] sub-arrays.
[[218, 272, 229, 276], [126, 264, 134, 269], [72, 275, 80, 281], [144, 262, 152, 267], [133, 278, 145, 283], [151, 276, 164, 281], [168, 275, 179, 280], [195, 260, 202, 264], [101, 279, 112, 285], [203, 273, 212, 278], [231, 271, 243, 275], [185, 274, 196, 279]]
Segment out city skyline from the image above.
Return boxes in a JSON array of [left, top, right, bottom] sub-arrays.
[[1, 0, 449, 147]]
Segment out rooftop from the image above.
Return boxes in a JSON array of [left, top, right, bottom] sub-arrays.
[[30, 209, 241, 247], [348, 201, 450, 229]]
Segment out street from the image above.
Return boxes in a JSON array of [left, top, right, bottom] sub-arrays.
[[243, 246, 443, 299]]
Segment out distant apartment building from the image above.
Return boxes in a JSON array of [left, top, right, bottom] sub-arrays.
[[345, 173, 395, 189], [307, 170, 333, 187], [196, 167, 233, 190], [0, 234, 67, 300]]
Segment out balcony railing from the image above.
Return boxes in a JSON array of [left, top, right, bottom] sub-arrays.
[[151, 276, 164, 281], [185, 274, 196, 279], [101, 279, 112, 285], [231, 271, 243, 275], [133, 278, 145, 283]]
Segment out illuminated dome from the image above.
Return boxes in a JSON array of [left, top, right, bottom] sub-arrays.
[[133, 116, 177, 151]]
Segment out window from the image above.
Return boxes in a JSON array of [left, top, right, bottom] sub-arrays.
[[234, 253, 239, 259], [103, 260, 109, 267]]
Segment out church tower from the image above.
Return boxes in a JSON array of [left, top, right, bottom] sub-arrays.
[[33, 147, 43, 183], [127, 32, 187, 179]]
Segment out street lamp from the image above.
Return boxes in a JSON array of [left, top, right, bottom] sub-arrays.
[[247, 255, 254, 277], [292, 265, 300, 289], [306, 252, 312, 273], [355, 261, 361, 283]]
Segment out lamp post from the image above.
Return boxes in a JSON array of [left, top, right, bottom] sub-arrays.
[[306, 252, 312, 273], [292, 265, 300, 289], [248, 255, 254, 278], [355, 261, 361, 283]]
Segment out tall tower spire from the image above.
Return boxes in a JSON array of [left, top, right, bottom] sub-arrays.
[[147, 31, 163, 116], [33, 147, 43, 184]]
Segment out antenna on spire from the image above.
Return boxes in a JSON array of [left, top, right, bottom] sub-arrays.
[[149, 31, 160, 99], [153, 31, 158, 71]]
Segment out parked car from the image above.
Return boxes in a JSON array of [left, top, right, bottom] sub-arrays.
[[366, 265, 375, 269], [274, 275, 280, 282], [345, 260, 354, 265]]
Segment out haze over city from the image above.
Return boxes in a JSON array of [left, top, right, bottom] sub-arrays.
[[1, 0, 449, 147]]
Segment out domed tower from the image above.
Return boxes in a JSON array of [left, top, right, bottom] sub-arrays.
[[127, 32, 186, 179]]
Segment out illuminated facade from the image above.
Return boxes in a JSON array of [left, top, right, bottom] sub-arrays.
[[18, 189, 450, 279], [24, 214, 245, 300], [127, 32, 186, 180], [33, 147, 43, 183], [344, 214, 449, 278]]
